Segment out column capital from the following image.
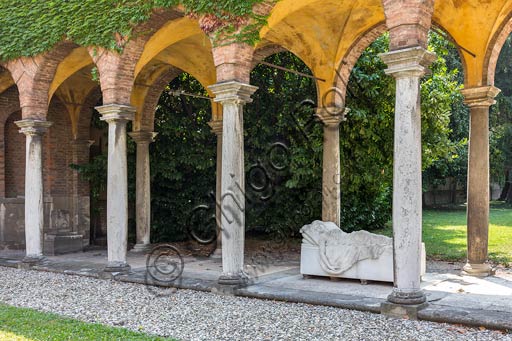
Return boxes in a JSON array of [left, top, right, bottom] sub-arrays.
[[15, 119, 53, 136], [380, 47, 436, 78], [208, 81, 258, 105], [208, 120, 223, 135], [96, 104, 135, 123], [461, 86, 501, 108], [316, 107, 349, 127], [128, 131, 157, 144]]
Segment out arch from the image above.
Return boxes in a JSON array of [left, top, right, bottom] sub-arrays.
[[252, 44, 288, 70], [54, 64, 99, 139], [334, 23, 388, 103], [433, 0, 512, 86], [430, 22, 468, 85], [49, 47, 94, 101], [3, 41, 79, 119], [132, 59, 215, 131], [484, 11, 512, 86], [134, 17, 209, 79], [132, 62, 182, 131], [0, 67, 15, 96], [251, 46, 320, 106], [259, 0, 385, 107]]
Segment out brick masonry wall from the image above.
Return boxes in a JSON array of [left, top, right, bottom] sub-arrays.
[[4, 110, 24, 197]]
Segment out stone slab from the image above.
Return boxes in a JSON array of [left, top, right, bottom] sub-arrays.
[[1, 250, 511, 331]]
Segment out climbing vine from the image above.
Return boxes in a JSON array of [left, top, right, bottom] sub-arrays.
[[0, 0, 272, 61]]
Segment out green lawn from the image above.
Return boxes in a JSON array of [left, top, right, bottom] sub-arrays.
[[375, 203, 512, 264], [0, 304, 172, 341]]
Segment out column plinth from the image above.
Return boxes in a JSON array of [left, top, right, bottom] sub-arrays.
[[316, 107, 348, 227], [96, 104, 135, 273], [15, 119, 53, 264], [209, 81, 258, 286], [128, 130, 157, 253], [461, 86, 500, 277], [208, 119, 223, 259], [380, 47, 436, 305]]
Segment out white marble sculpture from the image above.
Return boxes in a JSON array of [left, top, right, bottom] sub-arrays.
[[300, 220, 426, 282]]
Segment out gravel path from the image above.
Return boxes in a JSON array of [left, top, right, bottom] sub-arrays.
[[0, 266, 509, 341]]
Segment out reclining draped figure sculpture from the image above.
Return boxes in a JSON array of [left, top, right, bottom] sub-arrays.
[[300, 221, 426, 282]]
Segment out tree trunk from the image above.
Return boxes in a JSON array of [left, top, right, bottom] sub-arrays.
[[500, 169, 512, 202]]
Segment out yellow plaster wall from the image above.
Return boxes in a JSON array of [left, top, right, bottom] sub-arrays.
[[0, 71, 14, 95], [49, 47, 93, 101], [260, 0, 384, 103], [134, 17, 210, 79], [433, 0, 512, 86]]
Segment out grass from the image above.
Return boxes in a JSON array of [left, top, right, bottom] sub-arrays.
[[0, 304, 172, 341], [375, 202, 512, 264]]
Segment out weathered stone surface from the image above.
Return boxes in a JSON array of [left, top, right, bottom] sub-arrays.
[[380, 46, 435, 305], [381, 301, 428, 320], [209, 81, 257, 285], [96, 104, 135, 273]]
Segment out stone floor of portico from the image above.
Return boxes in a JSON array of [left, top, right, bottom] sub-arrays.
[[0, 248, 511, 331]]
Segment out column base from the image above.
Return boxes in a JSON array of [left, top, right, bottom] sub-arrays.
[[387, 288, 426, 305], [381, 301, 428, 320], [462, 262, 495, 277], [19, 255, 45, 269], [130, 243, 152, 253], [103, 261, 131, 274], [218, 272, 249, 286]]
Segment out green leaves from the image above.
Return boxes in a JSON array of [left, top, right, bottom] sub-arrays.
[[0, 0, 269, 61]]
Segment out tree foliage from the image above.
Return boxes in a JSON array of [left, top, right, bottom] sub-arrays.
[[75, 32, 469, 242]]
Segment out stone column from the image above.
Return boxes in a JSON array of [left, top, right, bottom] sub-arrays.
[[128, 131, 157, 253], [208, 119, 223, 258], [380, 47, 436, 305], [208, 81, 257, 285], [96, 104, 135, 273], [461, 86, 500, 277], [15, 119, 52, 263], [317, 107, 348, 227]]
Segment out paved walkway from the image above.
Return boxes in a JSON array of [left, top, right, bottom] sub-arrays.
[[0, 249, 511, 331]]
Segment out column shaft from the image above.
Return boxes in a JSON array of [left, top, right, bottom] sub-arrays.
[[15, 120, 52, 262], [208, 120, 223, 258], [461, 86, 500, 276], [96, 104, 135, 272], [209, 81, 257, 285], [380, 47, 436, 305], [317, 108, 347, 226], [128, 131, 156, 253]]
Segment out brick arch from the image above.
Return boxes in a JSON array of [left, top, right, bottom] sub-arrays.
[[430, 22, 469, 86], [251, 44, 288, 70], [3, 41, 79, 120], [334, 22, 388, 103], [0, 66, 15, 96], [483, 11, 512, 86], [90, 8, 182, 106], [250, 44, 320, 105], [138, 67, 182, 132]]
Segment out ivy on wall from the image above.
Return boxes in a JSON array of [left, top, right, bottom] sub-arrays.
[[0, 0, 272, 61]]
